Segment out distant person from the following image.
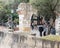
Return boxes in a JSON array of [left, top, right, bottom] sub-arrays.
[[6, 20, 14, 29], [31, 25, 40, 36], [13, 21, 16, 27], [31, 14, 35, 30], [50, 26, 56, 35], [47, 21, 51, 35], [43, 22, 48, 36], [37, 16, 44, 36]]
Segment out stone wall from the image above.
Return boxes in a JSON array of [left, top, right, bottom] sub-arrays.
[[0, 32, 60, 48]]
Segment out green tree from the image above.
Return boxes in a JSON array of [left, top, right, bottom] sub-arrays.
[[0, 0, 29, 24], [30, 0, 60, 21], [0, 0, 18, 23], [0, 1, 8, 23]]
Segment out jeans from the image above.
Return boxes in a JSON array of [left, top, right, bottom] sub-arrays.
[[39, 27, 43, 36]]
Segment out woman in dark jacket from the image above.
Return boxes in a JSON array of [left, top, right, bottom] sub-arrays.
[[31, 14, 35, 30], [37, 17, 44, 36]]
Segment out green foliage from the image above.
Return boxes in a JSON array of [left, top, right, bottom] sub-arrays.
[[0, 0, 29, 24], [0, 1, 7, 22], [19, 0, 29, 3], [30, 0, 60, 21], [42, 35, 60, 41], [0, 0, 19, 23]]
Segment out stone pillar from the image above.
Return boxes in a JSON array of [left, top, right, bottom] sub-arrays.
[[16, 3, 33, 32], [55, 16, 60, 35]]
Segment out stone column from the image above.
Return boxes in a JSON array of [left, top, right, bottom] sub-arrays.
[[16, 3, 32, 32], [55, 16, 60, 35]]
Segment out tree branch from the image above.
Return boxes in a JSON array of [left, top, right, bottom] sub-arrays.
[[53, 0, 59, 11]]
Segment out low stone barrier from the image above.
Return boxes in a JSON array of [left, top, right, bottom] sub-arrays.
[[0, 32, 60, 48]]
